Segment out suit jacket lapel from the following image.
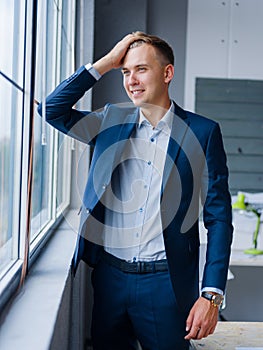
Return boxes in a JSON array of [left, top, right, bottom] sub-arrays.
[[110, 109, 139, 174], [162, 103, 189, 193], [87, 109, 139, 208]]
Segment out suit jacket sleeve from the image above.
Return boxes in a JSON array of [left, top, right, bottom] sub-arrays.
[[37, 65, 104, 145], [201, 122, 233, 292]]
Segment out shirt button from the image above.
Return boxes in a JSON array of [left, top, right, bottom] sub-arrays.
[[148, 161, 151, 165], [150, 137, 155, 142], [86, 208, 90, 214], [102, 184, 107, 190], [139, 208, 143, 213]]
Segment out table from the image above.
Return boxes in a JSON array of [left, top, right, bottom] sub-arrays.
[[230, 249, 263, 267], [191, 322, 263, 349]]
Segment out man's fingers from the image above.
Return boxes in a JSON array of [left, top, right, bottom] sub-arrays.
[[185, 309, 194, 332], [93, 34, 137, 75], [185, 325, 201, 340], [209, 322, 217, 336], [187, 321, 217, 340], [109, 33, 137, 68]]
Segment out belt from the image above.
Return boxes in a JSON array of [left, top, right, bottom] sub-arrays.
[[101, 250, 168, 274]]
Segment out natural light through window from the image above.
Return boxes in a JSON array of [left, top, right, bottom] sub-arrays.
[[0, 0, 75, 308]]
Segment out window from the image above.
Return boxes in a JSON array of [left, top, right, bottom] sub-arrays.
[[31, 0, 75, 249], [0, 0, 76, 308], [0, 0, 26, 278]]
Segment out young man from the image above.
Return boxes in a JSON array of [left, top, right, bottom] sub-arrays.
[[38, 32, 233, 350]]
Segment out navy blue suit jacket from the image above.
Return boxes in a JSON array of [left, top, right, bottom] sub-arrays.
[[38, 65, 233, 312]]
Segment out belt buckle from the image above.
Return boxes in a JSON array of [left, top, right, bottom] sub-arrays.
[[136, 261, 147, 273]]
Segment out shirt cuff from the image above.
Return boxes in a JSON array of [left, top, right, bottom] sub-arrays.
[[85, 63, 101, 81], [201, 287, 224, 295]]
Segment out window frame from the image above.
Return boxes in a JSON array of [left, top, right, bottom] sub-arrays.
[[0, 0, 76, 312]]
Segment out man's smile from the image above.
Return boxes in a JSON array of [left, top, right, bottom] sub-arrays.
[[130, 89, 145, 96]]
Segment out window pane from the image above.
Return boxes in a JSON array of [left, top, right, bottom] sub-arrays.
[[30, 0, 58, 242], [56, 134, 71, 211], [61, 0, 75, 80], [30, 0, 74, 241], [30, 115, 53, 242], [0, 75, 23, 275], [55, 0, 75, 213], [0, 0, 25, 87]]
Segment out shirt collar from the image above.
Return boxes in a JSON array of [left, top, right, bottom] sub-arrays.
[[138, 102, 174, 132]]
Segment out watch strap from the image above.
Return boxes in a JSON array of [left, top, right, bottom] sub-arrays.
[[201, 292, 213, 301]]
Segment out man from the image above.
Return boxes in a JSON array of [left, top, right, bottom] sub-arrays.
[[38, 32, 233, 349]]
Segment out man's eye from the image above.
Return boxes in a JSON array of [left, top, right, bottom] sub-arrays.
[[122, 71, 130, 76], [138, 67, 146, 72]]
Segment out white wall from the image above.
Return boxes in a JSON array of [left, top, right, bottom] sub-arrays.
[[184, 0, 263, 111]]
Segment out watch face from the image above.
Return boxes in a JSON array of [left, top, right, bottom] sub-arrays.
[[213, 295, 223, 306]]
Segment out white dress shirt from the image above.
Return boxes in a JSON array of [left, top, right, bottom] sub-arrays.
[[103, 107, 173, 262]]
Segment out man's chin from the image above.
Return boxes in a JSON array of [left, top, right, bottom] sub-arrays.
[[131, 99, 147, 107], [132, 102, 142, 107]]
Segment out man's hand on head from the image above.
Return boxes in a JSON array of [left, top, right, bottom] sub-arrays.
[[93, 34, 137, 75]]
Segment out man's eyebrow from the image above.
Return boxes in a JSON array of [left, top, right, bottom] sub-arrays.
[[121, 64, 149, 71]]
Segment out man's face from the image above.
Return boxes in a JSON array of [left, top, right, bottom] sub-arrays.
[[121, 44, 172, 108]]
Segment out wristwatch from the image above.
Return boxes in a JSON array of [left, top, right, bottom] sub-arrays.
[[201, 292, 224, 307]]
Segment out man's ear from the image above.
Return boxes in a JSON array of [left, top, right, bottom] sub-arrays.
[[164, 64, 174, 84]]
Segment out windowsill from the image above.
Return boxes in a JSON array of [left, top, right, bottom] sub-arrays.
[[0, 209, 79, 350]]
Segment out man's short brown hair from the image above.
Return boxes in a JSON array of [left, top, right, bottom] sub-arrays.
[[129, 31, 174, 66]]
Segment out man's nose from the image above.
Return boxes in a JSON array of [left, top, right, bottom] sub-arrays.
[[128, 72, 138, 85]]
